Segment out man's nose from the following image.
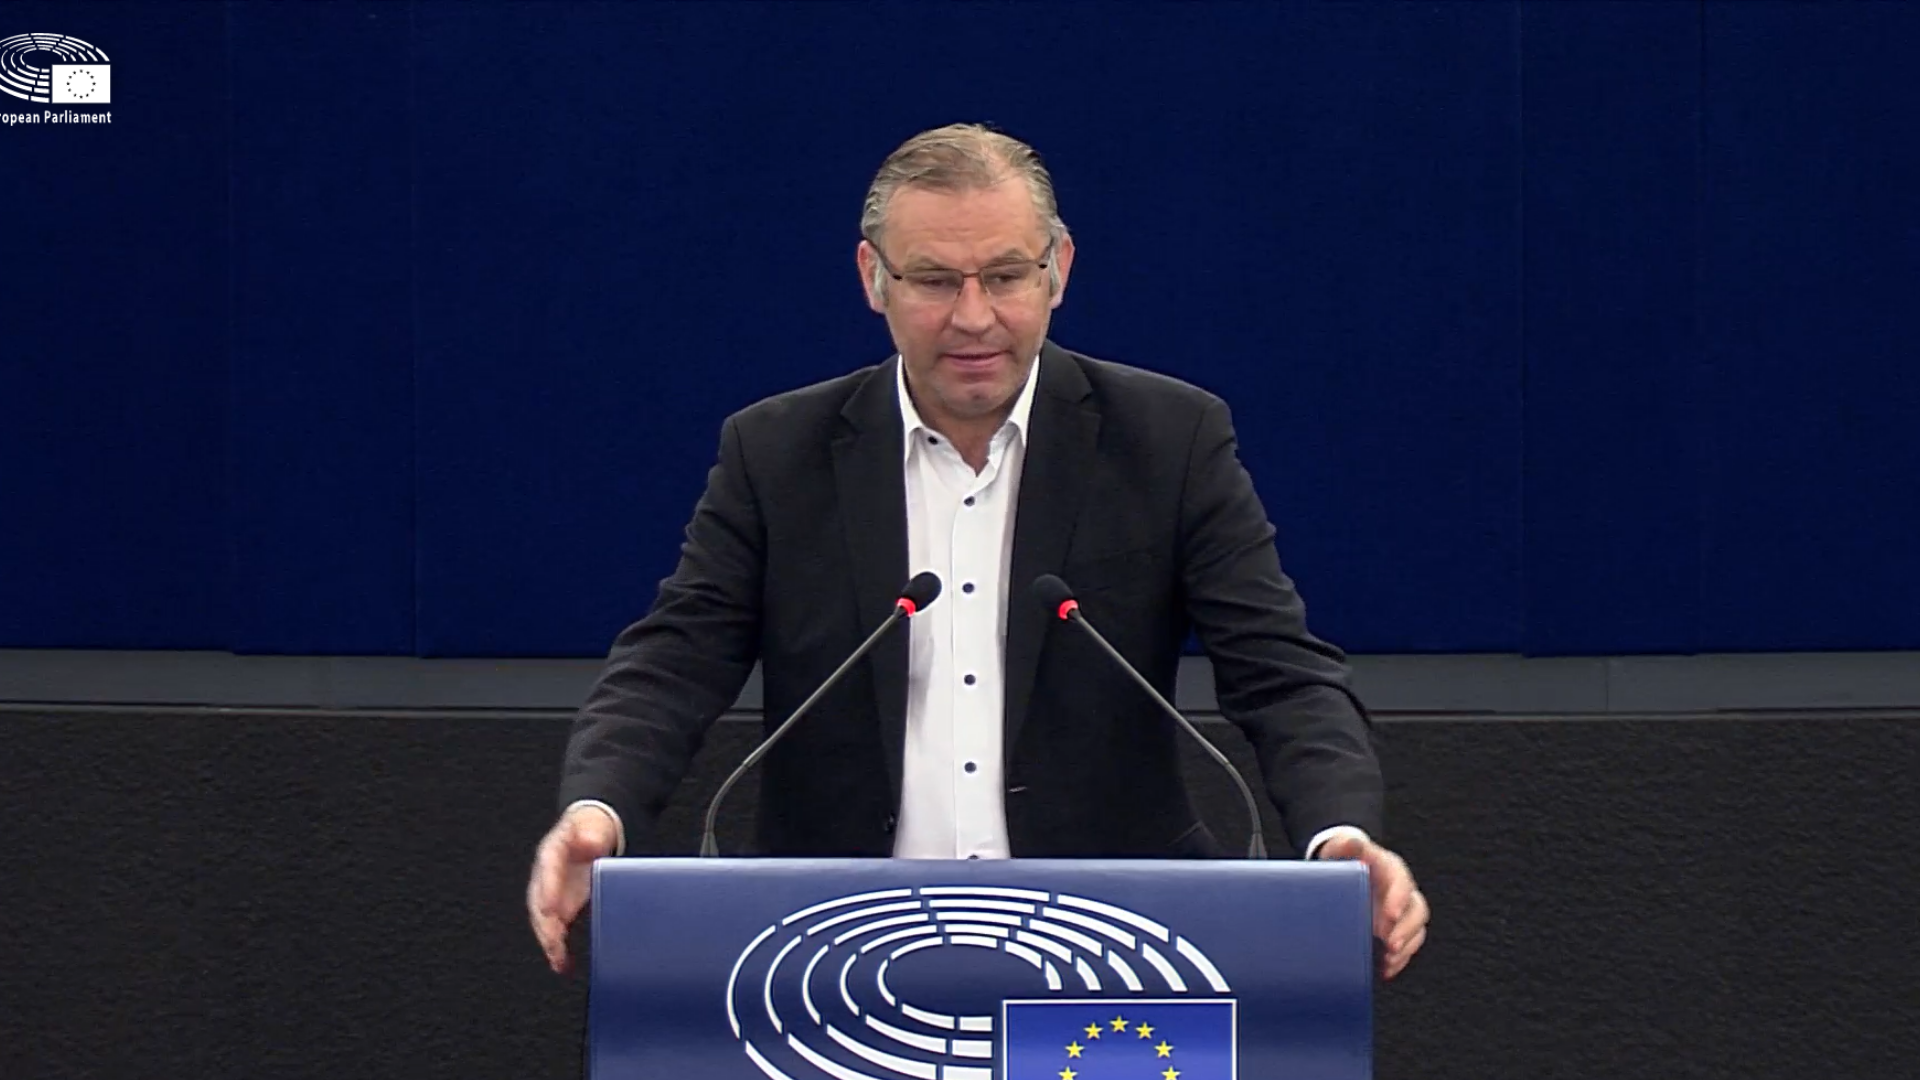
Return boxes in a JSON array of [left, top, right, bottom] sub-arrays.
[[949, 278, 996, 332]]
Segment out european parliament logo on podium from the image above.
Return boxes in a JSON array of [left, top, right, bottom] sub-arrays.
[[722, 884, 1242, 1080], [589, 859, 1369, 1080]]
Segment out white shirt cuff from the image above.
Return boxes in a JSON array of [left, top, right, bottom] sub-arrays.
[[566, 799, 627, 857], [1304, 825, 1371, 860]]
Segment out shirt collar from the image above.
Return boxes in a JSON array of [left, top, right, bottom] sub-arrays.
[[895, 352, 1042, 459]]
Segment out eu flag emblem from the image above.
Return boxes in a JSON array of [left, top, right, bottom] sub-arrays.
[[1002, 998, 1236, 1079]]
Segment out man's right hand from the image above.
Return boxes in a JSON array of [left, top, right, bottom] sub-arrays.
[[527, 805, 620, 975]]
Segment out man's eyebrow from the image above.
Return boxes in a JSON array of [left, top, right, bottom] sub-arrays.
[[983, 247, 1038, 265], [900, 247, 1038, 271]]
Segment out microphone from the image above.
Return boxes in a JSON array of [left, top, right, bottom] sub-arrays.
[[1032, 574, 1269, 859], [699, 571, 942, 856]]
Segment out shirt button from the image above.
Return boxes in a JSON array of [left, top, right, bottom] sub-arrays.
[[964, 673, 976, 685], [927, 435, 940, 445], [964, 496, 976, 507], [962, 582, 975, 594], [967, 854, 980, 861], [964, 761, 977, 773]]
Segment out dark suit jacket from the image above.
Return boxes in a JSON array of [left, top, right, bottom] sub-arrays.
[[558, 341, 1383, 858]]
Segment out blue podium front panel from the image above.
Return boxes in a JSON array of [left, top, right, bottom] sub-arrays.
[[590, 859, 1371, 1080]]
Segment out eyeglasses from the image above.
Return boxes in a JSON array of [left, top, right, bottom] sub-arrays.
[[866, 236, 1055, 306]]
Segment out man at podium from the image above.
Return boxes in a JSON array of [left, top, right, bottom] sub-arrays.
[[527, 123, 1428, 983]]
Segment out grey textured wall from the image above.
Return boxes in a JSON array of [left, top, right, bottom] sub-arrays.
[[2, 708, 1915, 1079]]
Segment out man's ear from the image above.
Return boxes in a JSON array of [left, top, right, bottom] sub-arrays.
[[1047, 233, 1076, 311], [856, 241, 886, 313]]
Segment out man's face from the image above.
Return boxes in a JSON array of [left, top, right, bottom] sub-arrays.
[[857, 180, 1074, 429]]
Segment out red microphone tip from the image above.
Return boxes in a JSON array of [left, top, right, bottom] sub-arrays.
[[1056, 599, 1079, 621], [898, 599, 919, 617]]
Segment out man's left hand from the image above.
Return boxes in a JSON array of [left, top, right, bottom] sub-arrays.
[[1316, 834, 1428, 979]]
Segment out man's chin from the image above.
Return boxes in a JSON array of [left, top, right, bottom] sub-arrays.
[[945, 387, 1017, 420]]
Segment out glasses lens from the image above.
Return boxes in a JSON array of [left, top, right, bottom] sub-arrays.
[[904, 272, 962, 303], [982, 264, 1040, 297], [894, 261, 1044, 304]]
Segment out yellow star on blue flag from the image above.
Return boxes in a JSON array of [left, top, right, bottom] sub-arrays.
[[1001, 999, 1234, 1079]]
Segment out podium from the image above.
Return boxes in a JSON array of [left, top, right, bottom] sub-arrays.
[[589, 858, 1372, 1079]]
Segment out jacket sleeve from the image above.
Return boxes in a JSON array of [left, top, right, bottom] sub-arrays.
[[555, 413, 765, 842], [1177, 396, 1385, 854]]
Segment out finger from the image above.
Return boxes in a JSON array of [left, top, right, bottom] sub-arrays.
[[1317, 835, 1366, 861], [564, 808, 618, 858], [1347, 845, 1406, 933], [1383, 932, 1413, 980], [1401, 921, 1428, 962], [552, 881, 589, 926], [528, 841, 574, 963], [537, 910, 579, 976], [1379, 860, 1415, 923], [1384, 925, 1426, 980], [533, 913, 565, 969], [1365, 860, 1400, 939], [1388, 890, 1429, 952], [530, 844, 565, 917], [537, 877, 593, 957]]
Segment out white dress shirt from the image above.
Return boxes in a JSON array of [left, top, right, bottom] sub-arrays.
[[889, 354, 1039, 859], [570, 354, 1368, 860]]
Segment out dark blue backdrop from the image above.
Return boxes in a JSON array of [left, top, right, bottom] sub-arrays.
[[2, 1, 1915, 658]]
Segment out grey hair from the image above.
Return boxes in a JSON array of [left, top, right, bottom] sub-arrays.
[[861, 122, 1069, 301]]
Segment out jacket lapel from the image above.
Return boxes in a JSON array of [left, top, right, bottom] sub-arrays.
[[832, 359, 911, 802], [1002, 344, 1099, 766]]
